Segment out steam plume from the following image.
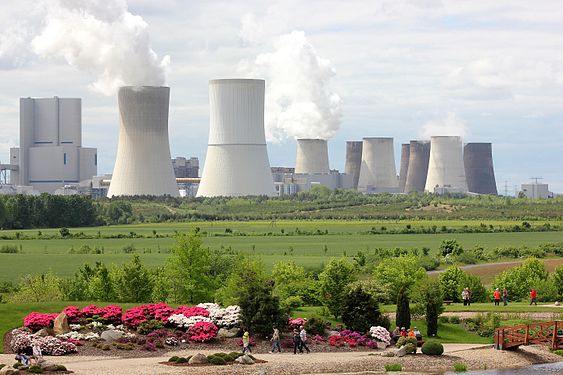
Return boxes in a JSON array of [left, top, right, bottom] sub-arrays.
[[420, 112, 469, 139]]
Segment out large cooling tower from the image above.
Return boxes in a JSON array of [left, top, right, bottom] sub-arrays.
[[107, 86, 179, 197], [398, 143, 410, 192], [197, 79, 275, 197], [357, 137, 399, 193], [404, 140, 430, 193], [294, 139, 330, 174], [345, 141, 362, 189], [464, 143, 498, 195], [425, 136, 467, 193]]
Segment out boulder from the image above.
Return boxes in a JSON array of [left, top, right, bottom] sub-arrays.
[[396, 346, 407, 357], [235, 354, 255, 365], [34, 328, 54, 337], [188, 353, 208, 364], [100, 330, 124, 341], [53, 312, 70, 335], [555, 301, 560, 306], [0, 367, 19, 375], [217, 327, 240, 339], [381, 351, 395, 357], [39, 362, 59, 372]]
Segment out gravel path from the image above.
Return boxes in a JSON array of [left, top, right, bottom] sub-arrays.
[[1, 344, 560, 375]]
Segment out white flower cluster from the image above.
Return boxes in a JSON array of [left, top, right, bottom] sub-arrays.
[[57, 331, 100, 341], [106, 324, 125, 331], [89, 321, 103, 328], [69, 324, 82, 331], [369, 326, 391, 346], [168, 314, 212, 329], [196, 303, 241, 328], [10, 329, 77, 356]]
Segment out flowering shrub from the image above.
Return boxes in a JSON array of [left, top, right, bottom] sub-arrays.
[[175, 306, 210, 318], [329, 335, 346, 347], [57, 331, 99, 341], [188, 321, 218, 342], [64, 338, 82, 346], [165, 337, 178, 346], [11, 329, 77, 356], [168, 314, 212, 329], [101, 305, 122, 324], [370, 326, 391, 346], [288, 317, 307, 330], [311, 335, 327, 343], [122, 306, 148, 328], [62, 306, 81, 323], [81, 304, 104, 318], [23, 312, 58, 332], [196, 303, 241, 328]]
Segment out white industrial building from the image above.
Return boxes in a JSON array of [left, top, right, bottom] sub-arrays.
[[357, 137, 400, 193], [295, 139, 331, 174], [425, 136, 467, 194], [521, 183, 551, 199], [8, 97, 97, 193], [197, 79, 276, 197], [107, 86, 179, 197]]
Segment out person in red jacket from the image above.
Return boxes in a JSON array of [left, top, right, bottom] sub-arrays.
[[530, 289, 537, 306], [493, 288, 501, 306]]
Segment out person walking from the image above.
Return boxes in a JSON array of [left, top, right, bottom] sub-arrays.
[[530, 288, 537, 306], [502, 287, 508, 306], [493, 288, 501, 306], [299, 325, 310, 354], [270, 327, 281, 353], [292, 328, 301, 354], [242, 331, 252, 354], [462, 288, 470, 306]]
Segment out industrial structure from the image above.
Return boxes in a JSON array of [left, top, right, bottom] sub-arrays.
[[425, 136, 467, 194], [357, 137, 399, 193], [463, 143, 498, 195], [344, 141, 363, 190], [8, 97, 97, 193], [398, 143, 410, 193], [404, 140, 430, 193], [295, 139, 330, 174], [172, 156, 199, 178], [107, 86, 179, 197], [197, 79, 275, 197]]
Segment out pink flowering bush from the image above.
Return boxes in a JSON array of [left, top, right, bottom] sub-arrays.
[[101, 305, 122, 323], [122, 306, 148, 328], [23, 312, 58, 332], [81, 304, 104, 318], [62, 306, 81, 323], [188, 321, 218, 342], [175, 306, 210, 318], [288, 317, 307, 330], [11, 329, 77, 356], [122, 303, 178, 327]]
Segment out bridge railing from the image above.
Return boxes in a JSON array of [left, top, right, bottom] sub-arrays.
[[494, 320, 562, 350]]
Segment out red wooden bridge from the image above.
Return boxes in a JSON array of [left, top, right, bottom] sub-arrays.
[[494, 321, 563, 350]]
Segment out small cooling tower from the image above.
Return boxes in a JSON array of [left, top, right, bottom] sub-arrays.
[[357, 137, 399, 193], [425, 136, 467, 193], [294, 139, 330, 174], [464, 143, 498, 195], [398, 143, 410, 193], [107, 86, 179, 197], [197, 79, 275, 197], [404, 140, 430, 193], [345, 141, 363, 189]]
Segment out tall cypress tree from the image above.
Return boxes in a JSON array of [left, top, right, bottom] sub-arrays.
[[396, 286, 411, 329]]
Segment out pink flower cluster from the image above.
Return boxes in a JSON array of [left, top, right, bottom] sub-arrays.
[[101, 305, 122, 323], [175, 306, 210, 318], [288, 317, 307, 330], [23, 312, 58, 332], [63, 304, 122, 323], [122, 303, 176, 328], [81, 304, 105, 317], [62, 306, 81, 323], [188, 321, 218, 342]]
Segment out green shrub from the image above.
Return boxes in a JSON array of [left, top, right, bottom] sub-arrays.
[[454, 362, 467, 372], [207, 355, 217, 361], [55, 365, 67, 371], [229, 352, 243, 359], [421, 340, 444, 355], [13, 362, 23, 368], [137, 319, 164, 335], [439, 316, 450, 324], [214, 352, 229, 357], [168, 356, 179, 362], [396, 336, 417, 348], [209, 356, 227, 365], [404, 342, 417, 354], [27, 365, 44, 373], [176, 357, 188, 363], [449, 316, 460, 324], [223, 355, 235, 362], [342, 283, 387, 332], [281, 295, 304, 311], [305, 316, 330, 336], [552, 349, 563, 356], [384, 363, 402, 371]]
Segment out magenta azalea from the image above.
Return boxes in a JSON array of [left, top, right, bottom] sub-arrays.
[[23, 312, 58, 332], [188, 321, 218, 342]]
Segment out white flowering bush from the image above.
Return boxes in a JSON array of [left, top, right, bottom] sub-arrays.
[[196, 303, 241, 328], [168, 314, 212, 329], [11, 329, 77, 356], [369, 326, 391, 346], [57, 331, 99, 341], [69, 324, 82, 331]]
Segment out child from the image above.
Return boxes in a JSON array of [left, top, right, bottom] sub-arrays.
[[242, 331, 252, 354]]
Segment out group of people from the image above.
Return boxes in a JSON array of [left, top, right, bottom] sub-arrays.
[[240, 325, 310, 355], [461, 287, 472, 306], [15, 342, 42, 367], [391, 326, 422, 342], [493, 287, 537, 306]]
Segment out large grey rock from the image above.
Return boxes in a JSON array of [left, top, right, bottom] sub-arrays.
[[0, 367, 19, 375], [396, 346, 407, 357], [53, 312, 70, 335], [217, 327, 240, 338], [34, 328, 54, 337], [100, 330, 124, 341], [188, 353, 208, 364], [39, 361, 59, 371], [235, 354, 255, 365]]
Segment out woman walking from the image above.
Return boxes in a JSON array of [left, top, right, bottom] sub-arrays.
[[292, 328, 301, 354], [270, 327, 281, 353]]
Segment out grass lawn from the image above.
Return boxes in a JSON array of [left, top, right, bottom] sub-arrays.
[[381, 302, 563, 314]]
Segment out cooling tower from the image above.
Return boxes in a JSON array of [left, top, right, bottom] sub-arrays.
[[404, 140, 430, 193], [398, 143, 410, 192], [294, 139, 330, 174], [197, 79, 275, 197], [107, 86, 179, 197], [345, 141, 362, 189], [425, 136, 467, 193], [357, 137, 399, 193], [464, 143, 498, 195]]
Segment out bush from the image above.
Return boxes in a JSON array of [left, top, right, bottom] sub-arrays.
[[449, 316, 460, 324], [229, 351, 243, 359], [439, 316, 450, 324], [421, 340, 444, 355], [404, 342, 417, 354], [55, 365, 67, 371], [281, 295, 304, 312], [342, 284, 387, 332], [396, 336, 417, 348], [454, 362, 467, 372], [209, 356, 227, 365], [305, 316, 330, 336], [176, 357, 188, 363], [384, 363, 402, 371], [27, 365, 44, 373], [137, 319, 164, 335]]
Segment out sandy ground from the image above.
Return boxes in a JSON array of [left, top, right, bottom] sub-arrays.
[[1, 344, 561, 375]]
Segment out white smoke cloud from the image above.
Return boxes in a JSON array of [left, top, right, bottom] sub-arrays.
[[420, 112, 470, 139], [29, 0, 169, 95], [243, 30, 342, 142]]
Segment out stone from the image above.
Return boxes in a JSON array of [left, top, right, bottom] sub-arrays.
[[34, 328, 54, 337], [235, 354, 255, 365], [396, 346, 407, 357], [0, 367, 19, 375], [188, 353, 208, 364], [381, 351, 395, 357], [100, 330, 124, 341], [217, 327, 240, 339], [39, 362, 59, 372], [53, 312, 70, 335], [555, 301, 560, 306]]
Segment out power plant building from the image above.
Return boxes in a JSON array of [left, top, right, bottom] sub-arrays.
[[107, 86, 179, 197], [398, 143, 410, 193], [9, 97, 97, 193], [172, 157, 199, 178], [344, 141, 362, 190], [357, 137, 399, 193], [295, 139, 330, 174], [197, 79, 275, 197], [463, 143, 498, 195], [404, 140, 430, 193], [425, 136, 467, 194]]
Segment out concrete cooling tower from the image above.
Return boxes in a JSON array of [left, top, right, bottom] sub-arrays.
[[295, 139, 330, 174], [398, 143, 410, 192], [197, 79, 275, 197], [344, 141, 362, 189], [425, 136, 467, 193], [404, 140, 430, 193], [357, 137, 399, 193], [464, 143, 498, 195], [107, 86, 179, 197]]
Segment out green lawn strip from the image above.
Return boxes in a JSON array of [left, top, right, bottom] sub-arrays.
[[381, 303, 563, 314], [394, 320, 491, 344]]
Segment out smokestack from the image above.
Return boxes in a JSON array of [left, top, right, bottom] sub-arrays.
[[295, 139, 330, 174], [404, 140, 430, 193], [425, 136, 467, 193], [398, 143, 410, 193], [107, 86, 179, 197], [197, 79, 275, 197], [464, 143, 498, 195], [357, 137, 399, 193], [345, 141, 362, 189]]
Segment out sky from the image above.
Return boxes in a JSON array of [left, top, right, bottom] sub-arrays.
[[1, 0, 562, 194]]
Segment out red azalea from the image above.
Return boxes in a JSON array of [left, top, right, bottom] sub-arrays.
[[23, 312, 58, 332], [81, 304, 104, 317], [62, 306, 81, 323], [175, 306, 210, 318]]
